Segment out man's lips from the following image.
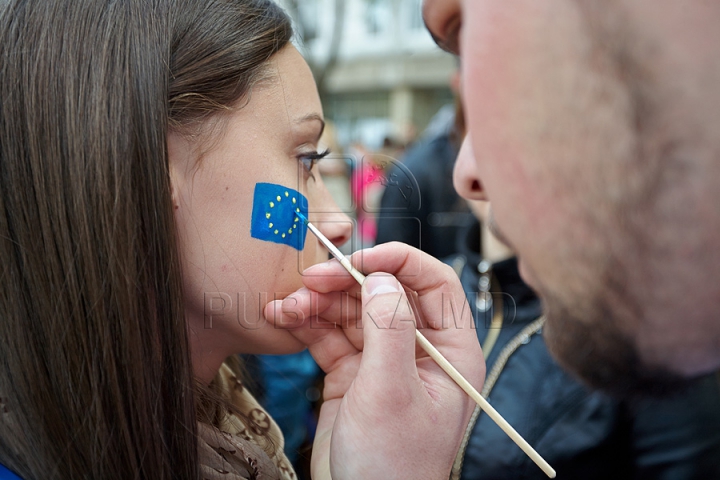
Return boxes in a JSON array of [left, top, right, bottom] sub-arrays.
[[487, 208, 516, 252]]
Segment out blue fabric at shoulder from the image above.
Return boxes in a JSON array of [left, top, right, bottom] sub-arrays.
[[0, 463, 22, 480]]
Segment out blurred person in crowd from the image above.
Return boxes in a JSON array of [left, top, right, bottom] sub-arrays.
[[316, 120, 354, 238], [375, 99, 472, 258], [447, 201, 720, 480], [349, 142, 390, 246]]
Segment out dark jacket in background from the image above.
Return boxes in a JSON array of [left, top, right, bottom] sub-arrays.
[[375, 107, 471, 258], [447, 222, 720, 480]]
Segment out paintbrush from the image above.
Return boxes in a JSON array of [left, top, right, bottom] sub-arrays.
[[296, 212, 556, 478]]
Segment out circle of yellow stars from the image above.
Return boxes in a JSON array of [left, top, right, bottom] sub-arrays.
[[264, 190, 301, 239]]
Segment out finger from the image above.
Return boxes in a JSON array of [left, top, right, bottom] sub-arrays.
[[301, 320, 361, 376], [326, 317, 364, 352], [264, 297, 308, 330], [280, 287, 361, 330], [357, 266, 482, 394], [354, 243, 476, 332], [311, 398, 341, 480], [303, 244, 474, 331], [301, 259, 363, 295], [266, 298, 360, 374], [349, 242, 435, 289], [279, 288, 364, 351], [266, 288, 365, 353], [322, 352, 362, 400], [358, 273, 422, 395]]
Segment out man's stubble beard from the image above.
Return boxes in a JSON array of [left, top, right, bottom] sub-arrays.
[[540, 258, 694, 399]]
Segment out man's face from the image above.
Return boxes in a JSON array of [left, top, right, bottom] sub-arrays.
[[425, 0, 720, 396]]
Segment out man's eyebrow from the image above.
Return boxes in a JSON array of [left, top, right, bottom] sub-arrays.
[[295, 113, 325, 141]]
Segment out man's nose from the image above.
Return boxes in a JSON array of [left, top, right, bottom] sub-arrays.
[[453, 137, 487, 201]]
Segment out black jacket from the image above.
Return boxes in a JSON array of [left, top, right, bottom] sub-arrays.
[[447, 222, 720, 480], [375, 112, 472, 258]]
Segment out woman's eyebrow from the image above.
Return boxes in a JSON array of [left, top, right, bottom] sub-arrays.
[[295, 113, 325, 141]]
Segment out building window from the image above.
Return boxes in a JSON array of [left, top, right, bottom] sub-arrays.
[[297, 0, 319, 42], [408, 0, 424, 31], [364, 0, 390, 35]]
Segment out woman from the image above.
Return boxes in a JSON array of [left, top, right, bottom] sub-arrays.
[[0, 0, 350, 478]]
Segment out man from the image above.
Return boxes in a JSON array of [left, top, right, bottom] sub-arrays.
[[424, 0, 720, 396], [448, 201, 720, 479], [266, 1, 720, 478]]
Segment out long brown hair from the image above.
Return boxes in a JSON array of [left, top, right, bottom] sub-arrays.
[[0, 0, 291, 478]]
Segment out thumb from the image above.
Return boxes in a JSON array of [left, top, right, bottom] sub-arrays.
[[359, 273, 419, 385]]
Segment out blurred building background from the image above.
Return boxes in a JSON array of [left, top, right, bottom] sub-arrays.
[[277, 0, 456, 150]]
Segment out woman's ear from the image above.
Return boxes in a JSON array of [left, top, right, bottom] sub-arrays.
[[167, 131, 192, 211]]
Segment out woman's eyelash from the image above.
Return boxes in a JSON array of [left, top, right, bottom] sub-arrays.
[[299, 148, 330, 179]]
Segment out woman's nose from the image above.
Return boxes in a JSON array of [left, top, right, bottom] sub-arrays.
[[314, 208, 353, 248], [312, 182, 353, 248], [453, 137, 487, 201]]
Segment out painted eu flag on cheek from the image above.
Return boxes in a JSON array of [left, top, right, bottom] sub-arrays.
[[250, 183, 308, 251]]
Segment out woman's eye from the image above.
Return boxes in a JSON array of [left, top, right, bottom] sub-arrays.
[[298, 148, 330, 180]]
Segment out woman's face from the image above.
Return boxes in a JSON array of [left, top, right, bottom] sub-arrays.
[[169, 46, 352, 382]]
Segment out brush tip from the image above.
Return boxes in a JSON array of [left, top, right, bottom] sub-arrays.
[[295, 211, 308, 223]]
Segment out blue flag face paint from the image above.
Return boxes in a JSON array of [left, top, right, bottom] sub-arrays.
[[250, 183, 308, 250]]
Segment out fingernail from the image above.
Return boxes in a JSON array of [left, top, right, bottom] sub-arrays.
[[364, 275, 401, 295]]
